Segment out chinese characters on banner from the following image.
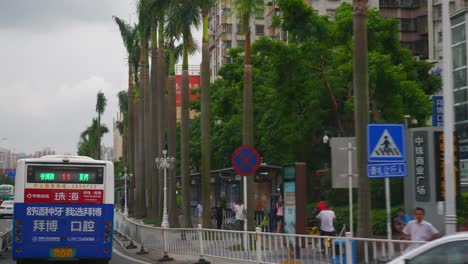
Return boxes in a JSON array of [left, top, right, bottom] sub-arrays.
[[434, 132, 460, 201], [414, 131, 430, 202], [24, 189, 103, 204], [432, 96, 444, 127]]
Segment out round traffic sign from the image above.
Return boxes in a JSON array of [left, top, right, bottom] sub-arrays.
[[231, 145, 261, 176]]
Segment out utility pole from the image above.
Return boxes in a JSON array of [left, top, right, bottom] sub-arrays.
[[353, 0, 372, 238]]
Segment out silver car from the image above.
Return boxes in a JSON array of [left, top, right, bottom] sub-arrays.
[[0, 200, 14, 218]]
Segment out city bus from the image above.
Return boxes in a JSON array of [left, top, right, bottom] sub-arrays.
[[12, 155, 114, 264], [0, 184, 14, 201]]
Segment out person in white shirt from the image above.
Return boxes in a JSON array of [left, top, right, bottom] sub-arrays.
[[195, 202, 203, 225], [403, 207, 439, 242], [316, 205, 336, 236], [233, 200, 244, 230]]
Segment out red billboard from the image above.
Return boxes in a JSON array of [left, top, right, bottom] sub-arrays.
[[175, 75, 200, 107]]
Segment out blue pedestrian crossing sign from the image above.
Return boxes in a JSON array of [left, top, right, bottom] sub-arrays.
[[367, 124, 406, 163], [367, 124, 407, 178]]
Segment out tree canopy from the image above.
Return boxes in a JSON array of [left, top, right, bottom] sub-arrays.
[[188, 1, 441, 174]]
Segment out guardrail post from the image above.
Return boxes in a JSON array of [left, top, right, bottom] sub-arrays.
[[159, 227, 173, 261], [345, 232, 353, 264], [194, 224, 210, 264], [255, 227, 262, 263]]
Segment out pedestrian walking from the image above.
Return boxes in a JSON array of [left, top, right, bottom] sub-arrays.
[[316, 205, 336, 250], [233, 200, 244, 230], [276, 195, 284, 233], [403, 207, 439, 241], [215, 200, 225, 229], [316, 205, 336, 236], [403, 207, 440, 252], [195, 201, 203, 225], [393, 208, 411, 234]]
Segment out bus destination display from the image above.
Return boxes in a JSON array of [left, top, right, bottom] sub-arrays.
[[28, 166, 103, 184]]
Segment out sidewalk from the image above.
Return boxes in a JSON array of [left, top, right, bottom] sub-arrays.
[[113, 232, 251, 264]]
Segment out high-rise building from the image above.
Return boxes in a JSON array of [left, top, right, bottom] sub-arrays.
[[379, 0, 429, 59], [113, 112, 123, 161], [34, 147, 56, 158], [208, 0, 266, 81], [101, 146, 114, 161]]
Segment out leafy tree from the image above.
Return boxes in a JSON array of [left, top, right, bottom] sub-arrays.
[[194, 2, 440, 221]]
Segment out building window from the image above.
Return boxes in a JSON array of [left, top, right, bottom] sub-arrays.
[[438, 32, 442, 43], [400, 18, 417, 32], [237, 23, 242, 34], [455, 104, 468, 123], [454, 69, 468, 89], [453, 44, 467, 69], [256, 24, 265, 35], [237, 40, 245, 47], [326, 9, 336, 19], [454, 89, 468, 104], [223, 41, 232, 49], [452, 25, 466, 44], [224, 24, 232, 33]]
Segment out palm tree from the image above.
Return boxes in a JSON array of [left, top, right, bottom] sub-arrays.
[[165, 10, 183, 227], [77, 118, 109, 158], [167, 0, 201, 228], [230, 0, 264, 231], [136, 1, 152, 217], [199, 0, 215, 228], [96, 91, 107, 160], [113, 16, 142, 216], [148, 0, 171, 223]]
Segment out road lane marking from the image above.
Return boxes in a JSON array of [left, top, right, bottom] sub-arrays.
[[113, 248, 153, 264]]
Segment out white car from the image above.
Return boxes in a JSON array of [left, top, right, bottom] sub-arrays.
[[0, 200, 14, 218], [387, 232, 468, 264]]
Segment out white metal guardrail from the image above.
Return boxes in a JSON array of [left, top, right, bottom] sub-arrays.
[[114, 211, 426, 264]]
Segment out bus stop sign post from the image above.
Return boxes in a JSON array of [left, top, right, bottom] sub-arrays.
[[232, 145, 261, 250]]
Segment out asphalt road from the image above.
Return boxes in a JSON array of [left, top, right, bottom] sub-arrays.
[[0, 218, 150, 264]]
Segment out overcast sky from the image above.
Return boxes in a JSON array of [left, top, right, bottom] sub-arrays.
[[0, 0, 201, 155]]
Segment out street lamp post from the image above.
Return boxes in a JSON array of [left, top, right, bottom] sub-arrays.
[[122, 168, 132, 217], [155, 149, 176, 228]]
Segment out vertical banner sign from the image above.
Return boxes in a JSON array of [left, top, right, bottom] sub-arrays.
[[283, 181, 296, 237], [434, 132, 461, 201], [432, 96, 444, 127], [414, 131, 430, 202]]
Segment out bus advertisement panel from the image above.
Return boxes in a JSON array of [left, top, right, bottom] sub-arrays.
[[13, 156, 114, 264]]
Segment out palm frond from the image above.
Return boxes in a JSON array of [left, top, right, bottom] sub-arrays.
[[113, 16, 136, 56], [96, 91, 107, 115]]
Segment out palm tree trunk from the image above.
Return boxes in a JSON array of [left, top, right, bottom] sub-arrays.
[[243, 30, 255, 231], [168, 48, 179, 227], [181, 46, 192, 228], [149, 25, 159, 221], [128, 66, 135, 215], [201, 14, 212, 228], [139, 38, 149, 217], [97, 114, 101, 159], [157, 21, 166, 221], [353, 0, 372, 238], [134, 94, 146, 217]]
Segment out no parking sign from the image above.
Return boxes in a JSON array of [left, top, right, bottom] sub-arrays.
[[231, 146, 261, 176]]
